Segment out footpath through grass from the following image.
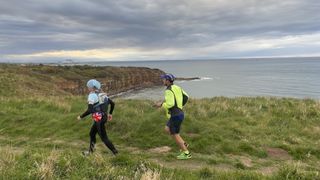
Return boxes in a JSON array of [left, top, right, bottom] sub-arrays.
[[0, 95, 320, 179]]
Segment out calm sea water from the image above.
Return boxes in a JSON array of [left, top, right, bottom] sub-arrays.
[[86, 57, 320, 99]]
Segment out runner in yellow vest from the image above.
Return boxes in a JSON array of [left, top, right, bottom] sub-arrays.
[[156, 73, 191, 160]]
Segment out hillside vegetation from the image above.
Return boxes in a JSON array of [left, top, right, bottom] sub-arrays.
[[0, 64, 163, 96], [0, 64, 320, 179]]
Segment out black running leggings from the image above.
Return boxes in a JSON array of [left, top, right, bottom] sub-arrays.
[[89, 116, 117, 154]]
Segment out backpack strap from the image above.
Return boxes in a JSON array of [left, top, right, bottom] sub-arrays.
[[93, 92, 109, 111]]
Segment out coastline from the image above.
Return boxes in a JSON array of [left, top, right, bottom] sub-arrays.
[[0, 63, 202, 98], [1, 63, 318, 100]]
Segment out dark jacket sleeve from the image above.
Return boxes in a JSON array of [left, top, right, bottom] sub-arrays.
[[109, 99, 115, 114], [80, 104, 94, 118]]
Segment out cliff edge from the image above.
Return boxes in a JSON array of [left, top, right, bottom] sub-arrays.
[[0, 64, 164, 96]]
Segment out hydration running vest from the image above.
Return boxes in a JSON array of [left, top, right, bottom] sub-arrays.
[[93, 93, 110, 113], [167, 85, 188, 116]]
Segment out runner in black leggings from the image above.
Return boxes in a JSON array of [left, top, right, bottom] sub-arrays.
[[77, 79, 118, 155]]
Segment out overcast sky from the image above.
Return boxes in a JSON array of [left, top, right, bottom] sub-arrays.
[[1, 0, 320, 62]]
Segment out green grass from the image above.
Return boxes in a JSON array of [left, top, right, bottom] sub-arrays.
[[1, 94, 320, 179]]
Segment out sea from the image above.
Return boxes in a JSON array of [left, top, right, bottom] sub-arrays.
[[83, 57, 320, 100]]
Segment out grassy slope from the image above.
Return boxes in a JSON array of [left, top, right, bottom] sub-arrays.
[[1, 96, 320, 179], [1, 66, 320, 179]]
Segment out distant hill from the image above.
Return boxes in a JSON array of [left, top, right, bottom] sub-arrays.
[[0, 64, 164, 96]]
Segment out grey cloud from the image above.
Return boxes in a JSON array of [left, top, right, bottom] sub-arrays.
[[0, 0, 319, 58]]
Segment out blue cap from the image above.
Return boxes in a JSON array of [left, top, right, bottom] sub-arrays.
[[86, 79, 101, 89], [160, 73, 175, 82]]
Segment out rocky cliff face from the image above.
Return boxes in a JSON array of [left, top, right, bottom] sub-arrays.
[[0, 64, 164, 96], [56, 66, 165, 95]]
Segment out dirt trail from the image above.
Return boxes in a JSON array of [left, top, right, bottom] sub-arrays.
[[266, 147, 292, 160], [120, 145, 286, 175]]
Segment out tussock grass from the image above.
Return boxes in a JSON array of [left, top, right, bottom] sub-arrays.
[[0, 146, 16, 172], [33, 150, 60, 179]]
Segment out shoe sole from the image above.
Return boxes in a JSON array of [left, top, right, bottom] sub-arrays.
[[82, 151, 91, 156], [177, 157, 192, 160]]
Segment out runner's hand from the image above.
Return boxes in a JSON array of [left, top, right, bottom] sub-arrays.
[[108, 114, 113, 121], [154, 101, 163, 108], [77, 116, 81, 120]]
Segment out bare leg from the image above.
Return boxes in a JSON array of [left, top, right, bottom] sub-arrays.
[[165, 126, 188, 151], [172, 134, 188, 151]]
